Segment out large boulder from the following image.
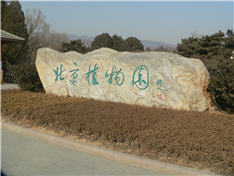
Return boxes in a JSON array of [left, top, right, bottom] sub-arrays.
[[36, 48, 211, 111]]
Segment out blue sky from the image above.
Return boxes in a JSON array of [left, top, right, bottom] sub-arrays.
[[20, 1, 233, 45]]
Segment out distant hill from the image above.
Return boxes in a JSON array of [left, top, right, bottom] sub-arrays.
[[140, 40, 176, 50], [69, 34, 94, 41], [68, 34, 176, 50]]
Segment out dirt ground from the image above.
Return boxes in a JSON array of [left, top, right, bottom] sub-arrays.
[[1, 90, 234, 175]]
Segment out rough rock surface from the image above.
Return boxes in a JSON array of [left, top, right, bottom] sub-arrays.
[[36, 48, 211, 111]]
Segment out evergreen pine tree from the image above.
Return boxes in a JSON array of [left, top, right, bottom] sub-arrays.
[[112, 34, 126, 51], [1, 0, 28, 65], [62, 40, 87, 53], [124, 37, 144, 52], [91, 33, 113, 50]]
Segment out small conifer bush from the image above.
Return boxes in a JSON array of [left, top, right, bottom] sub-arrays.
[[16, 64, 44, 92]]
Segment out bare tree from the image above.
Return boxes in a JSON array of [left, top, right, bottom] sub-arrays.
[[47, 32, 69, 51], [25, 9, 69, 63], [25, 9, 49, 63], [25, 9, 49, 38]]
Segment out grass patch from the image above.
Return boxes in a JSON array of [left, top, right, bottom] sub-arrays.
[[1, 90, 234, 175]]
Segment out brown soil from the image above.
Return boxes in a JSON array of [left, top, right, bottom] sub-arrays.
[[1, 90, 234, 175]]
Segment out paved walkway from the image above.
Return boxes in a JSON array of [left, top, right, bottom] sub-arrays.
[[2, 126, 165, 176], [1, 122, 219, 176]]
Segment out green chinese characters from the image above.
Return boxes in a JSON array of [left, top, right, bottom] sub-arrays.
[[69, 62, 79, 85], [132, 65, 149, 90], [105, 66, 125, 86], [86, 63, 99, 85], [53, 64, 65, 81], [53, 63, 165, 92]]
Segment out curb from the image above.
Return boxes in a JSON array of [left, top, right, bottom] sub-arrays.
[[1, 83, 19, 90], [1, 122, 221, 176]]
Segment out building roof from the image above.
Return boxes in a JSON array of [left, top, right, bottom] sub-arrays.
[[1, 29, 25, 43]]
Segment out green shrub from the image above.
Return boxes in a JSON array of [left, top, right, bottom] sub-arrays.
[[208, 59, 234, 113], [177, 29, 234, 113], [125, 37, 144, 52], [91, 33, 113, 50], [15, 64, 44, 92]]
